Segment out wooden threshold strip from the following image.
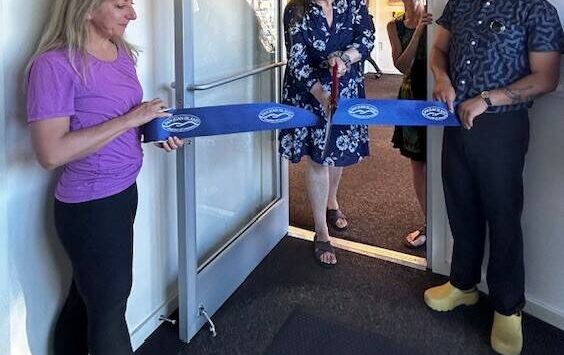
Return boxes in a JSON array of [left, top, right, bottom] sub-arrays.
[[288, 226, 427, 271]]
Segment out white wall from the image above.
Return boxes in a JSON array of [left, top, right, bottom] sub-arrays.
[[0, 0, 179, 354], [1, 1, 11, 353], [521, 0, 564, 326], [430, 0, 564, 330], [522, 87, 564, 329]]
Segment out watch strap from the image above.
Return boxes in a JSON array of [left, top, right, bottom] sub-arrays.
[[481, 91, 493, 106]]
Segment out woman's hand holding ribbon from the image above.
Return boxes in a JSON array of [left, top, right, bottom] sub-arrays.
[[124, 98, 172, 129], [155, 136, 185, 152]]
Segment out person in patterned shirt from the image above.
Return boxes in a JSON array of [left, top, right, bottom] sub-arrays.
[[423, 1, 563, 354]]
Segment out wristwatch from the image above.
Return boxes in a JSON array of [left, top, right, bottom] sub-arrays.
[[480, 90, 493, 107]]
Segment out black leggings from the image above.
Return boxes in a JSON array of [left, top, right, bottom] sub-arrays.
[[53, 184, 138, 355]]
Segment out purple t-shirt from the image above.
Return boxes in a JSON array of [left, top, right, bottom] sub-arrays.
[[27, 48, 144, 203]]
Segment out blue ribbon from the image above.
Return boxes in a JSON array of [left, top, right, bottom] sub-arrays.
[[142, 100, 459, 143], [142, 103, 321, 142], [333, 99, 459, 126]]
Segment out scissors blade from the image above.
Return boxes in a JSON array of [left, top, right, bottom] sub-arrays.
[[321, 109, 333, 159], [321, 65, 339, 159]]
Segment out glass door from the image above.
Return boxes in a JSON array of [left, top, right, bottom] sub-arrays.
[[174, 0, 287, 342]]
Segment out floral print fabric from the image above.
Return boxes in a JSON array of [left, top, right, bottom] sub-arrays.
[[279, 0, 375, 166]]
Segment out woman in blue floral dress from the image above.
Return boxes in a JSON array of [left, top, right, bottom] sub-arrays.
[[280, 0, 374, 266]]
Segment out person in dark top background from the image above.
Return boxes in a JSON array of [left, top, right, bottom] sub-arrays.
[[423, 1, 563, 354], [387, 0, 431, 249]]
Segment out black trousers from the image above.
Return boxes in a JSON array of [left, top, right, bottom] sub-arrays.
[[442, 110, 529, 316], [53, 184, 138, 355]]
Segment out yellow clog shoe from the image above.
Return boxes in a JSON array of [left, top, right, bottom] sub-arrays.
[[491, 311, 523, 355], [423, 281, 479, 312]]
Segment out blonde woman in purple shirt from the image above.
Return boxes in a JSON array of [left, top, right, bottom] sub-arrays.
[[25, 1, 183, 354]]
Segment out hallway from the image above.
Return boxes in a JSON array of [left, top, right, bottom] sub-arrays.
[[289, 74, 426, 257]]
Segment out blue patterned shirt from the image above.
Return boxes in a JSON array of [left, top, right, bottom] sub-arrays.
[[437, 0, 564, 112]]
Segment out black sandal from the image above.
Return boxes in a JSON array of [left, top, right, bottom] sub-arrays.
[[313, 234, 337, 268], [326, 209, 348, 232]]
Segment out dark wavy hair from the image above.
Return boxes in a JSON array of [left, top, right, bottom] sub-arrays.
[[288, 0, 311, 25]]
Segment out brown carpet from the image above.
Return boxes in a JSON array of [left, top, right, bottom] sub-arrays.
[[289, 74, 426, 258]]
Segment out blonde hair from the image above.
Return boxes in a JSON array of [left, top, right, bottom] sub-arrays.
[[25, 0, 139, 86]]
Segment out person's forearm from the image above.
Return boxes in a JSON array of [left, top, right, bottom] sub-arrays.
[[394, 30, 423, 74], [34, 115, 134, 170], [309, 81, 326, 101], [60, 116, 134, 161], [488, 73, 560, 107], [309, 81, 333, 114], [430, 46, 451, 84]]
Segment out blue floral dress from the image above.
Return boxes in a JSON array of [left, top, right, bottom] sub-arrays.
[[279, 0, 375, 167]]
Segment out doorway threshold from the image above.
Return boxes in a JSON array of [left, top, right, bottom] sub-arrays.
[[288, 226, 427, 271]]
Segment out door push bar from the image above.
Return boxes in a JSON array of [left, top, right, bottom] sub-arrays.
[[170, 61, 286, 91]]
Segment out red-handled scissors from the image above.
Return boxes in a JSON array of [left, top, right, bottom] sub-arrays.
[[321, 65, 339, 159]]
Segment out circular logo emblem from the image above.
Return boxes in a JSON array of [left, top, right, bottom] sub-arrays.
[[259, 107, 295, 123], [422, 106, 449, 121], [161, 114, 201, 133], [348, 104, 379, 119]]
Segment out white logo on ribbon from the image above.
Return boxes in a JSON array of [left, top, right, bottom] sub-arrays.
[[422, 106, 449, 121], [162, 114, 201, 133], [259, 107, 295, 123], [348, 104, 379, 119]]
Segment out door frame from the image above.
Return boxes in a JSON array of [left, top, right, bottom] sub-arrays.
[[173, 0, 289, 343], [283, 0, 450, 272], [426, 0, 453, 276]]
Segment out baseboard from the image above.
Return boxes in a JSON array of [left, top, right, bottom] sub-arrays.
[[130, 295, 179, 350], [477, 280, 564, 331], [524, 297, 564, 330], [381, 69, 401, 75]]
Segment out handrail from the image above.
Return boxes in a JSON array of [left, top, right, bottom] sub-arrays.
[[187, 61, 286, 91]]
